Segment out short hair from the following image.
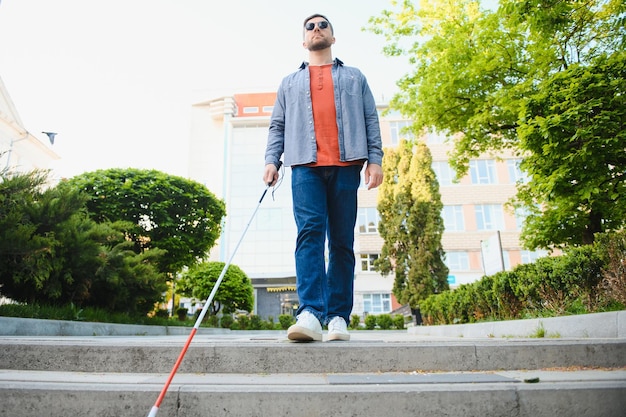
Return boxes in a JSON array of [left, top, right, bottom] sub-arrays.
[[303, 13, 334, 35]]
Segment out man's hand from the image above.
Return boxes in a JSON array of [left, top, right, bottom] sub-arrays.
[[263, 163, 279, 186], [364, 163, 383, 190]]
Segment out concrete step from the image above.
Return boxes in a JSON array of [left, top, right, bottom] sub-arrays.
[[1, 334, 625, 373], [1, 369, 625, 417], [1, 322, 625, 417]]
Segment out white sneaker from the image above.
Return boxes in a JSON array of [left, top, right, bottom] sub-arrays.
[[287, 310, 322, 342], [327, 316, 350, 341]]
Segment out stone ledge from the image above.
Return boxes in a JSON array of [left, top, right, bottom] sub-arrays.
[[1, 310, 625, 338], [0, 316, 231, 336], [408, 310, 626, 338]]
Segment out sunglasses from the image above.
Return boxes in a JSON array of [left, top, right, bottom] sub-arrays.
[[305, 21, 329, 31]]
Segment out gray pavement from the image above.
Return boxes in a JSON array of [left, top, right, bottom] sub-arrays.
[[1, 368, 625, 417], [2, 334, 625, 373], [2, 367, 625, 387], [1, 312, 626, 416]]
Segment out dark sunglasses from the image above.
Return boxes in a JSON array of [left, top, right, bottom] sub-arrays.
[[305, 21, 329, 31]]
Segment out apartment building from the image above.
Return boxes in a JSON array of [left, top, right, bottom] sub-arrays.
[[188, 92, 545, 321], [0, 76, 59, 175], [0, 76, 60, 307]]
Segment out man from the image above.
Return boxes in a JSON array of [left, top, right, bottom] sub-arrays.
[[264, 13, 383, 341]]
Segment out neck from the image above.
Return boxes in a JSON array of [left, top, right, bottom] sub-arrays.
[[308, 49, 333, 66]]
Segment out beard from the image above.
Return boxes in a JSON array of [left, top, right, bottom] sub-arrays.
[[307, 36, 333, 51]]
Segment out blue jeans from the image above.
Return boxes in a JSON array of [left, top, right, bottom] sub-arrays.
[[291, 165, 361, 325]]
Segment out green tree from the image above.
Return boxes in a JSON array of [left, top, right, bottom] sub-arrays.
[[86, 230, 167, 315], [177, 261, 254, 315], [367, 0, 626, 248], [0, 170, 56, 298], [63, 168, 226, 275], [516, 52, 626, 249], [375, 140, 449, 308], [0, 170, 166, 314]]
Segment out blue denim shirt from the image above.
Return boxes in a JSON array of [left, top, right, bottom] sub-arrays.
[[265, 58, 383, 168]]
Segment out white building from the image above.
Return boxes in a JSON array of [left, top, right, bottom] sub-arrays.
[[0, 76, 59, 175]]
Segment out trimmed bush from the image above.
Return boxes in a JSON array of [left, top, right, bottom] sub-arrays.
[[236, 314, 250, 330], [377, 314, 393, 329], [364, 314, 377, 330], [392, 314, 405, 329], [419, 231, 625, 325], [278, 314, 295, 330], [248, 314, 263, 330], [220, 314, 233, 329], [350, 314, 361, 329]]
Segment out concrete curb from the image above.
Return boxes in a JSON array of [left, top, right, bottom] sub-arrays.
[[0, 316, 233, 336], [407, 310, 626, 338], [1, 310, 625, 338]]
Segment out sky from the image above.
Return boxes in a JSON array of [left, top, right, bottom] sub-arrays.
[[0, 0, 412, 179]]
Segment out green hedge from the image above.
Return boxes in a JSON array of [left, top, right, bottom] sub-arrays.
[[420, 231, 626, 325]]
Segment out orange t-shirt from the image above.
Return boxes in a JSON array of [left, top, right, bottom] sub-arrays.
[[309, 64, 362, 167]]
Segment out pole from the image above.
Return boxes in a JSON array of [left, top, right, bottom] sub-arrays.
[[147, 183, 275, 417]]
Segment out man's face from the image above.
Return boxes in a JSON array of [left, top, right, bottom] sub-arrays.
[[303, 17, 335, 52]]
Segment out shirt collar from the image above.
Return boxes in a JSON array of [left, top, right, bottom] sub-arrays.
[[299, 57, 344, 70]]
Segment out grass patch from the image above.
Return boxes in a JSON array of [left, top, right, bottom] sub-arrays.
[[529, 322, 561, 338]]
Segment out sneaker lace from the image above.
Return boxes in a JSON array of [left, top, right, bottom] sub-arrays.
[[329, 317, 346, 332]]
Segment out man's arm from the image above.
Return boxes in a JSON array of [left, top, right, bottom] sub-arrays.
[[264, 85, 286, 184]]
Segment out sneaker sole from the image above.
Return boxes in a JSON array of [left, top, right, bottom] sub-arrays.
[[287, 325, 322, 342], [327, 332, 350, 341]]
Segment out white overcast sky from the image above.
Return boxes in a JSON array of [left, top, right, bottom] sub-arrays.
[[0, 0, 413, 179]]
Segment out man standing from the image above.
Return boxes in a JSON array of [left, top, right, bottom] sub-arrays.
[[264, 13, 383, 341]]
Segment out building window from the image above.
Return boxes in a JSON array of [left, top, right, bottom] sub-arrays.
[[427, 130, 448, 144], [520, 250, 548, 264], [242, 106, 260, 114], [442, 205, 465, 231], [475, 204, 505, 231], [389, 120, 414, 146], [432, 161, 456, 186], [357, 207, 380, 234], [363, 293, 391, 314], [444, 251, 470, 271], [262, 105, 274, 113], [507, 159, 529, 184], [514, 207, 530, 231], [360, 253, 379, 272], [469, 160, 497, 184]]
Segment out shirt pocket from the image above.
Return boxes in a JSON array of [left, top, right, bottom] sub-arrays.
[[340, 74, 362, 97], [284, 80, 310, 108]]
